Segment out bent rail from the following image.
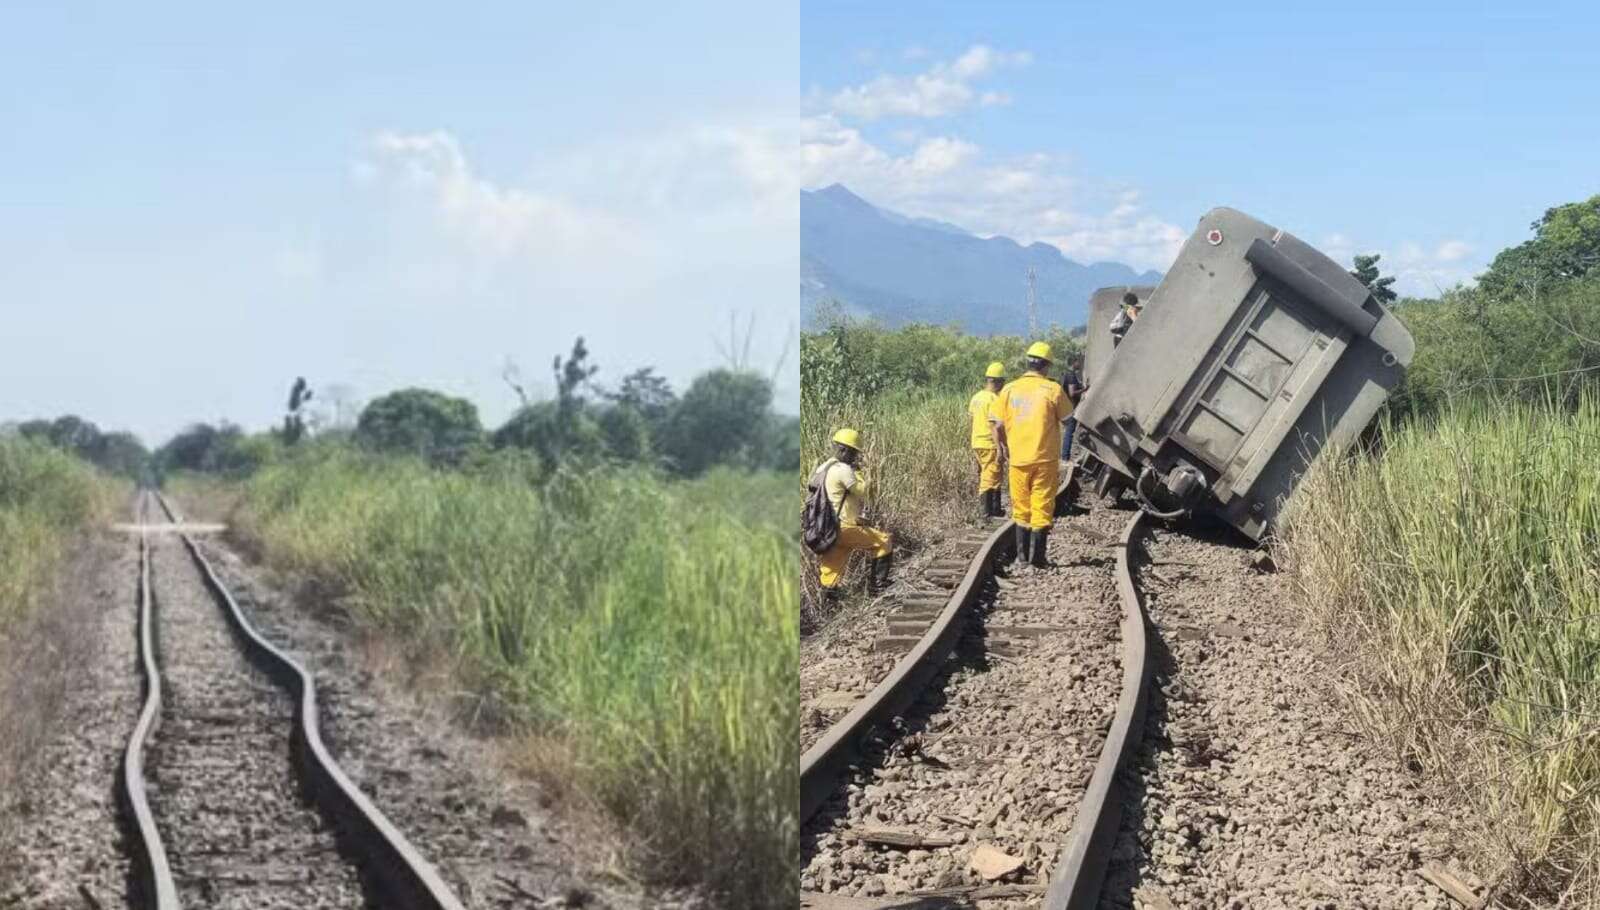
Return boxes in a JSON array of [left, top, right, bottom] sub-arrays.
[[121, 493, 178, 908], [800, 465, 1077, 825], [151, 492, 466, 910], [1044, 509, 1152, 909]]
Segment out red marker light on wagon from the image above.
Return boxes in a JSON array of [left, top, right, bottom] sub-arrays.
[[1206, 229, 1223, 245]]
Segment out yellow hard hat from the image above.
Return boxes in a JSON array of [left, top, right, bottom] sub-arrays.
[[984, 361, 1006, 379], [1025, 341, 1053, 361], [832, 428, 861, 450]]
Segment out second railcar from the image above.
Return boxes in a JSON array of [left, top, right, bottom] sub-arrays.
[[1073, 207, 1414, 540]]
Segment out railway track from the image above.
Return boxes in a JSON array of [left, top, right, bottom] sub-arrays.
[[120, 489, 466, 909], [799, 469, 1157, 908]]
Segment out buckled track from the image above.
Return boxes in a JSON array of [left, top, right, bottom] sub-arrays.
[[119, 490, 466, 909], [799, 472, 1158, 908]]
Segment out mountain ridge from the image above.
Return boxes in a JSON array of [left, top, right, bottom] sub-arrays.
[[801, 183, 1163, 335]]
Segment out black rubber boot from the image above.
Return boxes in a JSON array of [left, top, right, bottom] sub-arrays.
[[821, 587, 842, 610], [868, 554, 893, 593], [990, 489, 1004, 517], [980, 494, 992, 520], [1031, 527, 1050, 568], [1013, 524, 1031, 565]]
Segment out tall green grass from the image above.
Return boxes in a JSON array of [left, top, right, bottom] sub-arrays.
[[800, 388, 978, 606], [227, 449, 797, 906], [1280, 395, 1600, 901], [0, 436, 118, 635]]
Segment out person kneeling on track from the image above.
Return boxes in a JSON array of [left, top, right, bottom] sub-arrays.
[[988, 342, 1070, 569], [968, 361, 1007, 518], [813, 428, 893, 599]]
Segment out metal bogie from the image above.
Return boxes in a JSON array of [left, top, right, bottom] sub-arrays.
[[1075, 208, 1413, 539]]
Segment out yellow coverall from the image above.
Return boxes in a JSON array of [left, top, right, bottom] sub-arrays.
[[988, 371, 1070, 530], [816, 461, 892, 589], [968, 387, 1002, 494]]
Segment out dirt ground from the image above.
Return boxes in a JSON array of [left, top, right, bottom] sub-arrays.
[[0, 533, 140, 908]]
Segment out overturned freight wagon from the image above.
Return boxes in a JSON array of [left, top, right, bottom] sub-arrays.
[[1073, 207, 1414, 540]]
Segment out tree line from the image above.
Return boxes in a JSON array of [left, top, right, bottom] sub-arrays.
[[157, 337, 796, 480], [4, 337, 798, 482], [1352, 193, 1600, 417]]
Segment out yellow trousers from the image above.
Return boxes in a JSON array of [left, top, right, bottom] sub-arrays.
[[974, 447, 1002, 493], [817, 525, 893, 589], [1008, 460, 1060, 530]]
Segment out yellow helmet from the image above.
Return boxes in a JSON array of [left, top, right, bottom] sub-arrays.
[[984, 361, 1006, 379], [832, 428, 861, 450], [1025, 341, 1053, 361]]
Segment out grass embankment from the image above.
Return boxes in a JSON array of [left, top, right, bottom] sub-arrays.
[[1280, 396, 1600, 903], [0, 436, 121, 790], [0, 437, 119, 636], [222, 450, 797, 906]]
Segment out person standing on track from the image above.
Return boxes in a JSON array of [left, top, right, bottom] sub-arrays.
[[988, 342, 1070, 569], [1059, 354, 1086, 462], [968, 361, 1007, 518], [813, 428, 894, 597]]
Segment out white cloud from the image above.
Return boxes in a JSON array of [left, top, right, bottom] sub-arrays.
[[1317, 234, 1481, 296], [801, 115, 1184, 272], [824, 44, 1031, 121], [354, 124, 799, 407], [366, 130, 638, 260]]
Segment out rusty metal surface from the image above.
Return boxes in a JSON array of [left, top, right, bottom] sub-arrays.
[[148, 491, 466, 910], [120, 493, 179, 908], [1043, 509, 1152, 909], [800, 465, 1077, 825]]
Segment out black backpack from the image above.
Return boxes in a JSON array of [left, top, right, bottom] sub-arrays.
[[802, 459, 841, 554]]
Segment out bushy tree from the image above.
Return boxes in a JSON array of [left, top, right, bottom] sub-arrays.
[[492, 400, 607, 465], [1479, 194, 1600, 299], [760, 414, 800, 472], [157, 422, 246, 474], [605, 366, 677, 428], [96, 431, 151, 480], [595, 404, 650, 462], [660, 370, 774, 476], [355, 388, 482, 466], [1349, 254, 1398, 304]]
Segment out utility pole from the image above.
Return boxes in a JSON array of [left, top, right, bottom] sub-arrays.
[[1026, 267, 1038, 339]]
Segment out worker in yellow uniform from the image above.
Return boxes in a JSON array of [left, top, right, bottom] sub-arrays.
[[969, 362, 1007, 518], [988, 342, 1070, 568], [815, 428, 893, 596]]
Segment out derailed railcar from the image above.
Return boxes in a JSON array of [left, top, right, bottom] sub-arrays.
[[1073, 208, 1414, 540], [1082, 285, 1155, 388]]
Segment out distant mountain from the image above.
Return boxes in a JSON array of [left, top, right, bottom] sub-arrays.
[[801, 184, 1163, 335]]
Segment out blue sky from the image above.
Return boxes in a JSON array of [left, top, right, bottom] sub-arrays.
[[802, 0, 1600, 295], [2, 1, 797, 444]]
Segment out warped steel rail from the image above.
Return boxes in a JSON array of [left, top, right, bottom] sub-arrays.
[[800, 465, 1078, 823], [122, 493, 177, 906], [119, 490, 467, 910], [1043, 508, 1152, 910], [798, 470, 1157, 909]]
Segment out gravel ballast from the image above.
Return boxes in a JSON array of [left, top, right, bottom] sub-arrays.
[[802, 495, 1127, 905], [0, 534, 140, 909], [1097, 521, 1471, 910]]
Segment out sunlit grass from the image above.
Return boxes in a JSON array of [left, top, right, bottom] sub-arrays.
[[225, 449, 797, 906], [0, 436, 119, 635], [1279, 395, 1600, 901]]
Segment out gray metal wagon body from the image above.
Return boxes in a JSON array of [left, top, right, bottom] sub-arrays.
[[1074, 207, 1414, 540]]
